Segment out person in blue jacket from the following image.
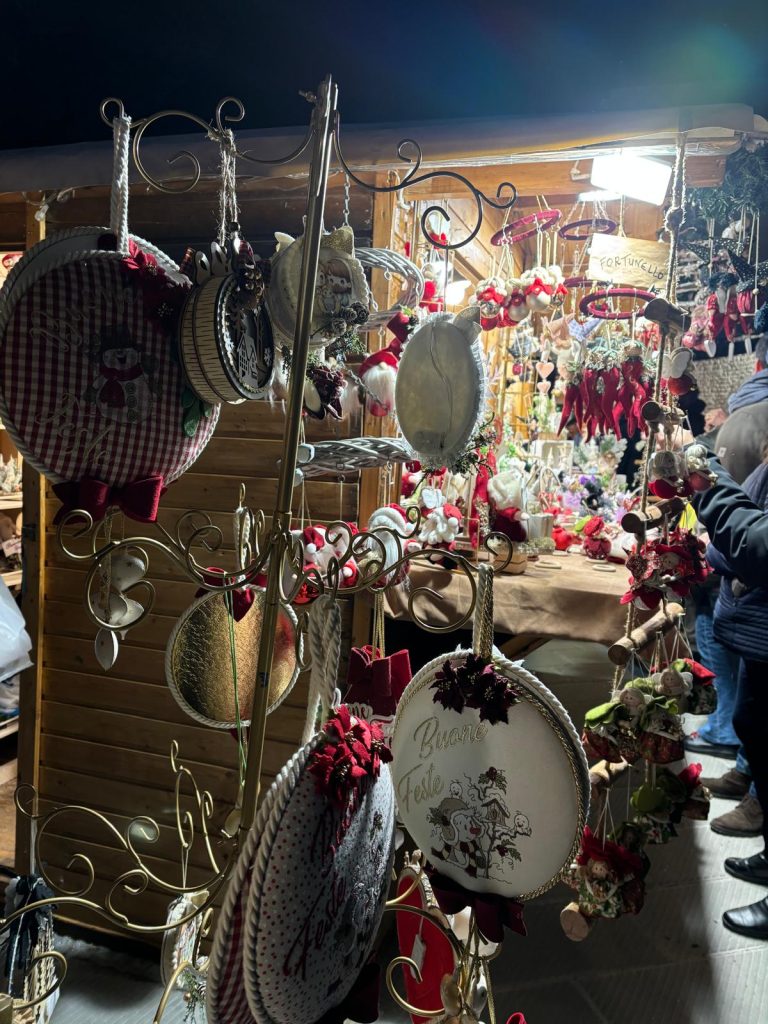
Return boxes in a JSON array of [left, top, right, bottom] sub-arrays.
[[693, 453, 768, 939]]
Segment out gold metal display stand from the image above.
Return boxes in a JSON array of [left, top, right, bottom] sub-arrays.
[[1, 77, 518, 1019]]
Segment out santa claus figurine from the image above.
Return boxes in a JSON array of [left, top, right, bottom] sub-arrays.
[[358, 312, 415, 417]]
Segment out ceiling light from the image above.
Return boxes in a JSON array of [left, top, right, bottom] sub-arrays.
[[590, 153, 673, 206], [577, 189, 621, 203], [445, 278, 470, 305]]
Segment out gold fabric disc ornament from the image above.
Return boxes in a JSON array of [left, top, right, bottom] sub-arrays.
[[165, 587, 300, 728]]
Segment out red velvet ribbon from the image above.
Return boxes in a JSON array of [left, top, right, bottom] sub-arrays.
[[194, 567, 255, 621], [426, 868, 526, 943], [317, 961, 381, 1024], [53, 475, 165, 525], [524, 277, 554, 298], [345, 646, 412, 717]]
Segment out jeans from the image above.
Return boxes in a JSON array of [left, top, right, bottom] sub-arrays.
[[696, 611, 742, 747], [733, 660, 768, 846]]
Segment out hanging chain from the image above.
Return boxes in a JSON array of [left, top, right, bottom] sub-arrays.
[[372, 591, 386, 658], [343, 172, 351, 227]]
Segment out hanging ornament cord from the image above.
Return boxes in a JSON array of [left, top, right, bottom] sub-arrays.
[[613, 133, 688, 688], [228, 493, 250, 785], [472, 563, 495, 661], [214, 127, 239, 248], [301, 595, 342, 745], [372, 591, 386, 660]]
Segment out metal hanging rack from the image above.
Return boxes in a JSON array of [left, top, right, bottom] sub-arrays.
[[2, 76, 520, 1020]]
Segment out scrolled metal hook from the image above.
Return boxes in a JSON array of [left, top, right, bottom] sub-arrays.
[[214, 96, 246, 132], [100, 97, 129, 126]]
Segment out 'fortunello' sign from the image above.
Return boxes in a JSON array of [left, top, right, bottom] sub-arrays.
[[587, 233, 670, 290]]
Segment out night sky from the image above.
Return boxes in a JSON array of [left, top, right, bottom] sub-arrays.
[[2, 0, 768, 150]]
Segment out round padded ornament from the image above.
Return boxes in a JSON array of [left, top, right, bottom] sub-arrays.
[[0, 233, 219, 492], [391, 651, 588, 901], [395, 307, 485, 468], [242, 708, 396, 1024], [178, 250, 274, 405], [266, 226, 369, 351], [165, 588, 299, 728]]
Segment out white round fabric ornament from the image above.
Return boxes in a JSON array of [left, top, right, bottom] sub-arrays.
[[391, 650, 588, 900], [395, 307, 485, 468]]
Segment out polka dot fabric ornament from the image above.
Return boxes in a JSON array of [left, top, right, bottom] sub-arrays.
[[207, 598, 396, 1024], [207, 722, 396, 1024], [0, 114, 219, 516]]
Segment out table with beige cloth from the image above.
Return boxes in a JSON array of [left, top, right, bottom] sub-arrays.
[[384, 552, 631, 654]]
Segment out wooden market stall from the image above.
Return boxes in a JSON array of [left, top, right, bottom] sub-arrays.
[[0, 99, 759, 936]]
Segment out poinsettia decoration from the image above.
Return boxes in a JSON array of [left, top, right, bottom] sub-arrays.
[[100, 235, 188, 330], [431, 655, 520, 725], [309, 705, 392, 808]]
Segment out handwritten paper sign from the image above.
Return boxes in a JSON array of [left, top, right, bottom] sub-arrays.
[[588, 234, 670, 290]]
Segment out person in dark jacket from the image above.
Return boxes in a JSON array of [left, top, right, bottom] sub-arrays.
[[716, 335, 768, 483], [693, 455, 768, 939]]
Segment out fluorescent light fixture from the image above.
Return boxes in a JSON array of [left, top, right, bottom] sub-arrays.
[[590, 153, 673, 206], [577, 189, 621, 203]]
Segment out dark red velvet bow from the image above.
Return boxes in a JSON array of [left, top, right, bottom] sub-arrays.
[[316, 962, 381, 1024], [345, 646, 412, 717], [426, 868, 526, 943], [53, 475, 165, 525], [194, 567, 254, 621]]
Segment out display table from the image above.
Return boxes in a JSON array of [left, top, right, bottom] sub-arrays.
[[384, 553, 631, 652]]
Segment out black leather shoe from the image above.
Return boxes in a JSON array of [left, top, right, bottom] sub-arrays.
[[684, 733, 739, 759], [725, 851, 768, 886], [723, 896, 768, 939]]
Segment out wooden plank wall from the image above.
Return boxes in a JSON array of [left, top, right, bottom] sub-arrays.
[[16, 180, 371, 933]]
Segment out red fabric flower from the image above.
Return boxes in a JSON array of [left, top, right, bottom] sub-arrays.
[[309, 707, 392, 807]]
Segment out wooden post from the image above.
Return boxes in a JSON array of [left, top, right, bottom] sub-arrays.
[[608, 602, 684, 666], [621, 497, 686, 537], [352, 176, 397, 647], [16, 201, 46, 873]]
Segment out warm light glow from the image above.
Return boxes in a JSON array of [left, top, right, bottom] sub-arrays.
[[445, 278, 470, 305], [577, 189, 621, 203], [590, 153, 673, 205]]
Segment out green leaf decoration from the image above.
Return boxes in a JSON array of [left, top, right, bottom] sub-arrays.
[[183, 402, 202, 437]]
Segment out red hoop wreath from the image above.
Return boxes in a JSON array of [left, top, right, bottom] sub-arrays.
[[491, 209, 562, 245], [579, 287, 656, 320], [563, 276, 606, 289], [558, 218, 616, 241]]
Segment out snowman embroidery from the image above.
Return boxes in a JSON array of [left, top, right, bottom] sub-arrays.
[[85, 326, 157, 424]]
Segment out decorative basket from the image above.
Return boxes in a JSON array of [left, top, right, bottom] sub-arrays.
[[299, 436, 412, 478]]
